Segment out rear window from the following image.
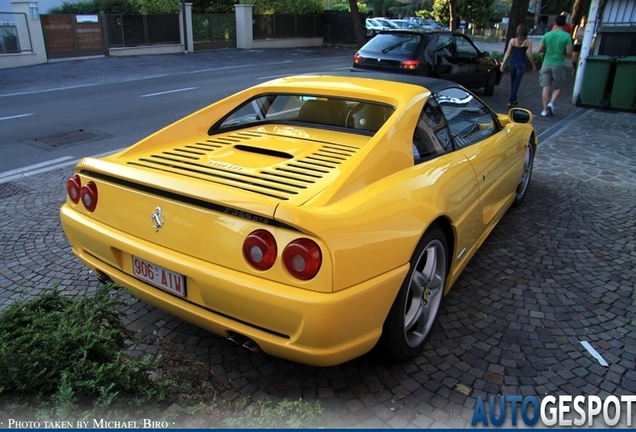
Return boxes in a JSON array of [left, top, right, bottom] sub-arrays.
[[362, 32, 425, 55], [212, 95, 395, 135]]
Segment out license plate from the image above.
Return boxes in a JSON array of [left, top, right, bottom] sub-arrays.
[[132, 256, 186, 297]]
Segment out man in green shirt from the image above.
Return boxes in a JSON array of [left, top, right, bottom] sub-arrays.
[[538, 15, 573, 117]]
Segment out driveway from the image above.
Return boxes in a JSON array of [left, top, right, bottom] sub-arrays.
[[0, 47, 635, 427]]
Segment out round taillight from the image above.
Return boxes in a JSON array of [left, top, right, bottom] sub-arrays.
[[66, 175, 81, 204], [80, 182, 98, 212], [283, 239, 322, 280], [243, 230, 277, 270], [353, 54, 362, 64]]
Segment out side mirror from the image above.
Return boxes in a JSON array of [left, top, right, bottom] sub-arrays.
[[480, 51, 490, 57], [509, 107, 533, 124]]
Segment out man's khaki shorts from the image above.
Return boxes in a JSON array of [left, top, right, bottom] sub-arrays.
[[540, 65, 566, 88]]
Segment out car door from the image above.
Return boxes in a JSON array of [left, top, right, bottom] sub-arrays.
[[453, 34, 490, 88], [428, 33, 473, 87], [411, 97, 483, 262], [435, 86, 525, 227]]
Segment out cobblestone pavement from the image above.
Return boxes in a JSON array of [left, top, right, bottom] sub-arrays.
[[1, 48, 635, 427]]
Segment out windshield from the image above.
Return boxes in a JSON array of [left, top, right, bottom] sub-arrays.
[[212, 94, 395, 135], [362, 33, 425, 55]]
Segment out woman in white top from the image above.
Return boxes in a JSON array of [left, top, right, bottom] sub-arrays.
[[572, 15, 587, 76]]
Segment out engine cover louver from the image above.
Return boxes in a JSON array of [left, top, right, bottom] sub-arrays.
[[126, 129, 359, 201]]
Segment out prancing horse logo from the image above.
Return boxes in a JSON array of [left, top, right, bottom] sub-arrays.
[[151, 206, 164, 233]]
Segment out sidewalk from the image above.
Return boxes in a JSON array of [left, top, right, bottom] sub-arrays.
[[0, 46, 354, 96]]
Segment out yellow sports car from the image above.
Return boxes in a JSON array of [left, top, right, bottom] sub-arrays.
[[60, 71, 536, 367]]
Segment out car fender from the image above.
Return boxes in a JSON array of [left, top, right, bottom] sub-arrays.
[[274, 151, 481, 293]]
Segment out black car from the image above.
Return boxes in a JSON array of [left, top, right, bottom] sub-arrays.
[[353, 29, 502, 96]]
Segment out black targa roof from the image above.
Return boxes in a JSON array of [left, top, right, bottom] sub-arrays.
[[301, 69, 462, 94]]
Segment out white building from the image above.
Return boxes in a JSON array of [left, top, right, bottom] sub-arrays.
[[1, 0, 60, 13]]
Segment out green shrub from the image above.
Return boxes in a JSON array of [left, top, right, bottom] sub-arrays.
[[0, 286, 325, 426], [0, 286, 169, 407]]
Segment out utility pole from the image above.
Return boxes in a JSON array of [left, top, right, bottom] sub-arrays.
[[572, 0, 601, 104]]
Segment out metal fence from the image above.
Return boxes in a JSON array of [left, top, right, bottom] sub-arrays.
[[0, 12, 31, 54], [253, 14, 323, 39], [458, 27, 507, 44], [192, 13, 235, 49], [105, 14, 180, 48]]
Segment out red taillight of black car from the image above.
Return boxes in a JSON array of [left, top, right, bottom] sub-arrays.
[[353, 54, 362, 64], [243, 230, 322, 280], [399, 59, 422, 70]]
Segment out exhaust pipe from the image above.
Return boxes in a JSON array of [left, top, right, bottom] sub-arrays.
[[228, 333, 261, 353], [92, 270, 113, 285]]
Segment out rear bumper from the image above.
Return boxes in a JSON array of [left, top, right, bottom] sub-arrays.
[[60, 205, 407, 367]]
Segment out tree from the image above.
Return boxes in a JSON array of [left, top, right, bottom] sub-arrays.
[[432, 0, 450, 26], [367, 0, 399, 16], [348, 0, 367, 47], [249, 0, 323, 14], [450, 0, 459, 29], [331, 1, 369, 13], [433, 0, 474, 30], [191, 0, 234, 13], [570, 0, 591, 31], [504, 0, 530, 50], [130, 0, 179, 14], [543, 0, 571, 14], [459, 0, 495, 28], [490, 0, 512, 22]]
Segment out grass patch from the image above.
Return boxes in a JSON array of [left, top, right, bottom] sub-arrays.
[[0, 285, 323, 427], [224, 398, 324, 428]]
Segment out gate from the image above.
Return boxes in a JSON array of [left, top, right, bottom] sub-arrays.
[[41, 14, 106, 59], [192, 14, 236, 50]]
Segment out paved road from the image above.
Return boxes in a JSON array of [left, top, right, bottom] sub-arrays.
[[1, 47, 635, 427]]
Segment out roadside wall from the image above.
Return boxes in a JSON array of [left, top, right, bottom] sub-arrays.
[[0, 1, 48, 69], [1, 2, 323, 69]]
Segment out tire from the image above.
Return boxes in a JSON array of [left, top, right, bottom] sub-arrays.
[[513, 142, 534, 206], [376, 225, 448, 362], [484, 71, 496, 96]]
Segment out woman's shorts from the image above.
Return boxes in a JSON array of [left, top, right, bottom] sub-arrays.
[[573, 44, 582, 52]]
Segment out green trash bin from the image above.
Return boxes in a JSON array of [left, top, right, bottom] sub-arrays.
[[610, 56, 636, 111], [579, 55, 615, 108]]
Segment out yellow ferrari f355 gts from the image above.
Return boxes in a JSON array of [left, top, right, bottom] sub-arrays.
[[60, 71, 536, 367]]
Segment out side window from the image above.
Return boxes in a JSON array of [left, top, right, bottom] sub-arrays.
[[412, 97, 453, 162], [435, 33, 457, 65], [435, 87, 499, 149], [455, 35, 478, 57]]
